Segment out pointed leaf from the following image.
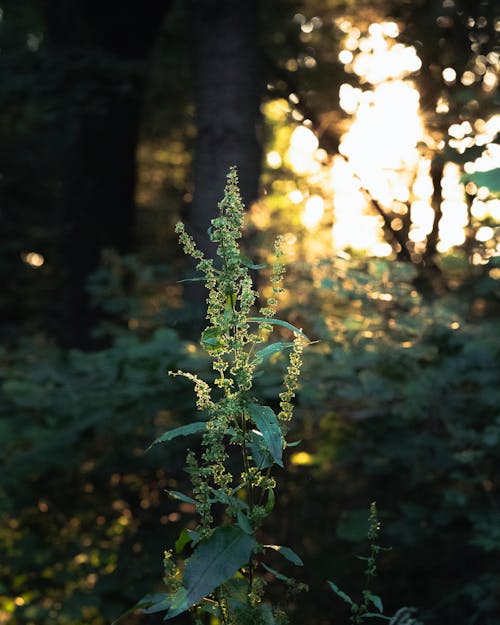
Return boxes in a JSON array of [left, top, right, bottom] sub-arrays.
[[147, 422, 206, 450], [264, 545, 303, 566], [248, 317, 308, 340], [254, 342, 294, 365], [137, 593, 172, 615], [164, 587, 189, 620], [261, 562, 293, 583], [175, 528, 193, 554], [168, 491, 198, 505], [327, 581, 354, 606], [240, 254, 267, 270], [166, 526, 256, 619], [177, 277, 206, 283], [111, 593, 170, 625], [366, 592, 384, 613], [249, 431, 274, 470], [248, 404, 284, 468]]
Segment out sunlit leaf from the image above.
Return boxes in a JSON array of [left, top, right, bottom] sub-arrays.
[[240, 254, 267, 270], [175, 528, 193, 554], [168, 490, 197, 505], [264, 544, 303, 566], [249, 430, 274, 470], [248, 317, 308, 339], [248, 404, 284, 467], [253, 342, 294, 364]]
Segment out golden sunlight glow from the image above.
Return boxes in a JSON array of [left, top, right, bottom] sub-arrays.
[[301, 195, 324, 229], [279, 20, 498, 258], [290, 451, 314, 466], [21, 251, 44, 268], [267, 151, 282, 168], [286, 126, 320, 175], [437, 163, 468, 252]]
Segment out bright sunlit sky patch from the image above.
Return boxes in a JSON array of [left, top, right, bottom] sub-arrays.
[[272, 19, 499, 259]]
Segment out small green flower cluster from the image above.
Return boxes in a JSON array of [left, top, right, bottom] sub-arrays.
[[136, 168, 308, 624], [171, 168, 305, 536]]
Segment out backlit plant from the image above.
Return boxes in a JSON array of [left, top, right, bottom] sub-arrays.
[[132, 168, 308, 624]]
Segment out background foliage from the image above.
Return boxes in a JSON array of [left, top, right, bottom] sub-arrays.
[[0, 0, 499, 624]]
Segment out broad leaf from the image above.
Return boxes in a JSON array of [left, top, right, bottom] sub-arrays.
[[249, 431, 274, 470], [248, 404, 284, 468], [147, 421, 206, 450], [264, 544, 303, 566], [165, 525, 256, 619], [248, 317, 308, 339]]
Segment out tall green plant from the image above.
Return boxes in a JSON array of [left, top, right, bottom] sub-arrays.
[[130, 168, 308, 624]]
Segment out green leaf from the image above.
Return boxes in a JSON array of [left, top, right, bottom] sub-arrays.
[[286, 439, 302, 447], [264, 489, 275, 514], [237, 510, 253, 535], [261, 562, 293, 583], [141, 594, 172, 614], [168, 491, 198, 505], [201, 326, 224, 351], [327, 580, 354, 606], [248, 404, 284, 468], [248, 317, 308, 340], [175, 528, 193, 554], [240, 254, 267, 270], [209, 487, 248, 510], [165, 526, 256, 619], [147, 421, 207, 450], [366, 592, 384, 613], [249, 431, 274, 470], [111, 593, 172, 624], [254, 342, 295, 364], [363, 614, 391, 620], [264, 544, 303, 566], [177, 276, 206, 283]]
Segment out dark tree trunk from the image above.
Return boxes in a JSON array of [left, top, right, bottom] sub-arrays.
[[188, 0, 263, 260], [44, 0, 169, 348]]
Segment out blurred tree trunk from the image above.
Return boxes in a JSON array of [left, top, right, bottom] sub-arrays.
[[187, 0, 263, 261], [44, 0, 169, 348]]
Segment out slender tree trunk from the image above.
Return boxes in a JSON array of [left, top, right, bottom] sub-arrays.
[[188, 0, 263, 260], [44, 0, 169, 348]]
